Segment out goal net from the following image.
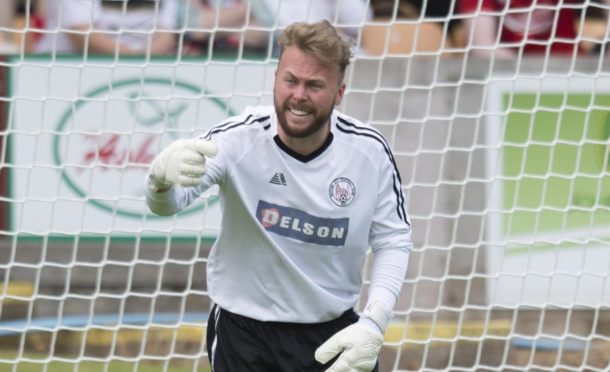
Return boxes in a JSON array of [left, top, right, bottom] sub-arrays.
[[1, 0, 609, 371]]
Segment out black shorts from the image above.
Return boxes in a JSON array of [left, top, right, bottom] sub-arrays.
[[206, 305, 380, 372]]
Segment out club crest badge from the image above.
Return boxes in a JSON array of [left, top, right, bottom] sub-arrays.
[[329, 177, 356, 207]]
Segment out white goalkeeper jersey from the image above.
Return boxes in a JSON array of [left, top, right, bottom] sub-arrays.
[[147, 106, 412, 323]]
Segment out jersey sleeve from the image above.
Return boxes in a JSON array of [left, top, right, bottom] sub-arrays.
[[145, 179, 206, 216], [366, 146, 412, 311], [368, 150, 412, 254], [197, 127, 230, 190], [145, 121, 231, 216]]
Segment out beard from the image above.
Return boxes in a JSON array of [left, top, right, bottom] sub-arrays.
[[274, 95, 336, 139]]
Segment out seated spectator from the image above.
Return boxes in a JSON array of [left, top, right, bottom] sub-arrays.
[[13, 0, 46, 54], [578, 0, 610, 55], [458, 0, 610, 58], [35, 0, 179, 55], [184, 0, 371, 57], [370, 0, 458, 31], [183, 0, 270, 55], [0, 0, 43, 54], [362, 0, 458, 56], [260, 0, 371, 42]]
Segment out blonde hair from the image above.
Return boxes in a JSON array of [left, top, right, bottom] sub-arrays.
[[278, 20, 352, 79]]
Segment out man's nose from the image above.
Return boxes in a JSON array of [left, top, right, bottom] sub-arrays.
[[292, 84, 307, 100]]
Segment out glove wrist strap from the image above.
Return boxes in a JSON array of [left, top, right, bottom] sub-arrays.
[[148, 174, 172, 192], [362, 301, 391, 332]]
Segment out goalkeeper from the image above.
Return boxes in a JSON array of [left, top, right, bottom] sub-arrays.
[[146, 20, 412, 372]]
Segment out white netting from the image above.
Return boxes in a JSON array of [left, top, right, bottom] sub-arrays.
[[0, 0, 609, 371]]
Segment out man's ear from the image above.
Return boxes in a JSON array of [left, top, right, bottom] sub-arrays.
[[335, 83, 346, 106]]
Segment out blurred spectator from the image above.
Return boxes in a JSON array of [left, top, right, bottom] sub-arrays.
[[578, 0, 610, 54], [458, 0, 610, 58], [370, 0, 458, 33], [0, 0, 41, 54], [14, 0, 46, 54], [260, 0, 371, 42], [182, 0, 270, 54], [362, 0, 458, 56], [35, 0, 179, 55], [183, 0, 371, 56], [0, 0, 18, 53]]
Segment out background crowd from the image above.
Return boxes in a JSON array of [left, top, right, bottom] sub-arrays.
[[0, 0, 609, 58]]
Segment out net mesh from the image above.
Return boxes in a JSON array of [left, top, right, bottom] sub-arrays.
[[0, 0, 609, 370]]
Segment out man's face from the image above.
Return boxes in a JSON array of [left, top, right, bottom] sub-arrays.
[[274, 46, 345, 139]]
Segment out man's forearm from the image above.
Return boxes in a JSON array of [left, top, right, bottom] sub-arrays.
[[366, 247, 410, 330]]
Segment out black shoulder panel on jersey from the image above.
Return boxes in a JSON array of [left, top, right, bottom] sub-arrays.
[[335, 116, 408, 225], [203, 114, 271, 140]]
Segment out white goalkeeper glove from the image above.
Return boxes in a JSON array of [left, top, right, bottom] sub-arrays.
[[149, 138, 218, 190], [315, 321, 383, 372], [315, 302, 391, 372]]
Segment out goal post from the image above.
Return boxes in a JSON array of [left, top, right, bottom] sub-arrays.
[[1, 0, 610, 371]]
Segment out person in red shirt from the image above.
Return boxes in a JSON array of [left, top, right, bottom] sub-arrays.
[[458, 0, 608, 57]]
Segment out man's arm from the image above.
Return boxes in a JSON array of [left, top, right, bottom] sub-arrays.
[[315, 248, 410, 372], [149, 31, 176, 55], [187, 1, 268, 47], [68, 25, 133, 54], [316, 144, 412, 372], [146, 138, 218, 216], [68, 25, 176, 55], [63, 0, 177, 55]]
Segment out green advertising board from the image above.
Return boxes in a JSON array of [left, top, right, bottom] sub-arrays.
[[503, 92, 610, 253], [8, 56, 275, 239], [486, 79, 610, 307]]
